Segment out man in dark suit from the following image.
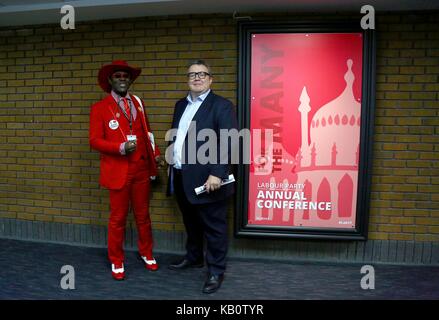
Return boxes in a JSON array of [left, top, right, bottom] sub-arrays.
[[167, 60, 238, 294]]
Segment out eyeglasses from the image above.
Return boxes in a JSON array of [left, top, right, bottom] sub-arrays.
[[111, 72, 131, 79], [187, 72, 210, 80]]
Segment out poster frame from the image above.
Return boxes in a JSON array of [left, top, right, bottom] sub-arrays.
[[235, 20, 376, 240]]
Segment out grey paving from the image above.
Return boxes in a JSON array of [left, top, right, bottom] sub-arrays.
[[0, 239, 438, 300]]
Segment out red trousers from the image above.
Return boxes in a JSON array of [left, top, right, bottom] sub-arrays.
[[108, 158, 153, 264]]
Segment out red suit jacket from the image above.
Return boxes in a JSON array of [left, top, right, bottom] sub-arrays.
[[89, 94, 160, 190]]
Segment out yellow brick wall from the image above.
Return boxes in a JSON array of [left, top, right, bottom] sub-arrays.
[[369, 13, 439, 242], [0, 12, 438, 242]]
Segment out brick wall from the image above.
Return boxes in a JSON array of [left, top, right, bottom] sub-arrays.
[[0, 11, 438, 263], [0, 15, 237, 233], [370, 13, 439, 242]]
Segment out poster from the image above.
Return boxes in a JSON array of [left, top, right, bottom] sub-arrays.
[[236, 22, 375, 239]]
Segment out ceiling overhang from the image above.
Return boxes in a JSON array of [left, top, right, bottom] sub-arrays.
[[0, 0, 438, 27]]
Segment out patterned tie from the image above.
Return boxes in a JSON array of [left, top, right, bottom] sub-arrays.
[[122, 97, 130, 118]]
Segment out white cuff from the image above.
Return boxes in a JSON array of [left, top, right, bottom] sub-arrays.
[[141, 256, 156, 265], [111, 263, 124, 273]]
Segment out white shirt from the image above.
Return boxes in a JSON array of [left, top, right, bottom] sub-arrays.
[[173, 90, 210, 169]]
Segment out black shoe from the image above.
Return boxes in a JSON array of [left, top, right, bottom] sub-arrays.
[[168, 258, 204, 270], [202, 274, 224, 294]]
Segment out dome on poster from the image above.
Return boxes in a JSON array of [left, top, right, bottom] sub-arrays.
[[309, 59, 361, 166]]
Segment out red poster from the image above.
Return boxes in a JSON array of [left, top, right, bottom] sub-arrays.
[[248, 33, 363, 229]]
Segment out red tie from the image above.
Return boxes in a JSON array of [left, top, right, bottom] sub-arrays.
[[122, 97, 130, 118]]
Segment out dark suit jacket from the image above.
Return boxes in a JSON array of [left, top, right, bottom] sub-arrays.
[[167, 91, 238, 204]]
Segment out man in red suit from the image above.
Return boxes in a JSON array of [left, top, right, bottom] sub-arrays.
[[89, 60, 164, 280]]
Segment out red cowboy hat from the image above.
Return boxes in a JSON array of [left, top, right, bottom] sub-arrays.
[[98, 60, 141, 93]]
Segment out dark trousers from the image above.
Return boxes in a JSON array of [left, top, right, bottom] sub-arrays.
[[173, 168, 228, 276]]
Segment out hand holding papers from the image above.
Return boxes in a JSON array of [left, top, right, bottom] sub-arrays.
[[195, 174, 235, 195]]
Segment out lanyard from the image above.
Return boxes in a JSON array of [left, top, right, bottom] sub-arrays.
[[117, 97, 133, 134], [107, 105, 128, 141]]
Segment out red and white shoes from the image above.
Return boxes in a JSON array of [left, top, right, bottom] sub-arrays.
[[111, 263, 125, 281], [111, 257, 158, 279], [141, 256, 159, 271]]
